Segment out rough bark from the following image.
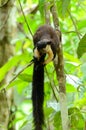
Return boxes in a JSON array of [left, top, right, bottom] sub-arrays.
[[51, 1, 70, 130], [44, 0, 70, 129], [0, 0, 16, 130]]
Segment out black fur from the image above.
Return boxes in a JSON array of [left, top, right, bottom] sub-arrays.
[[32, 25, 60, 130], [36, 40, 51, 51], [32, 55, 45, 130]]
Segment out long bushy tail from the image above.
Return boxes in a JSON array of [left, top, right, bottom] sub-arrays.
[[32, 56, 45, 130]]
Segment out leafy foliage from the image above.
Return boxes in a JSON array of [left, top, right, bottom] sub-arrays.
[[77, 34, 86, 58], [0, 0, 86, 129]]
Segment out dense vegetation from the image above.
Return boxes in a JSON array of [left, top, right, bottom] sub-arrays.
[[0, 0, 86, 130]]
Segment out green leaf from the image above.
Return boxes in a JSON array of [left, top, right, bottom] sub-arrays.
[[64, 52, 80, 63], [0, 55, 22, 82], [47, 101, 60, 112], [66, 74, 81, 88], [44, 107, 53, 118], [54, 112, 62, 130], [77, 34, 86, 58], [75, 96, 86, 108], [66, 83, 77, 92], [62, 0, 71, 15], [18, 73, 32, 82], [39, 0, 45, 20], [68, 107, 84, 129], [78, 19, 86, 30], [7, 80, 23, 90]]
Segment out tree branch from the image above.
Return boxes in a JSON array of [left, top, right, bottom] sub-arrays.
[[45, 68, 59, 102], [5, 60, 33, 89], [67, 9, 81, 40], [18, 0, 33, 37], [51, 1, 70, 130], [44, 1, 51, 25]]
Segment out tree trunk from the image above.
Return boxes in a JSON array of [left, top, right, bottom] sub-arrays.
[[50, 1, 70, 130], [0, 0, 16, 130]]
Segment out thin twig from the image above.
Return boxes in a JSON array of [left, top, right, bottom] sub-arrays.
[[5, 60, 34, 89], [45, 68, 59, 102], [18, 0, 33, 38], [65, 31, 82, 36], [50, 1, 59, 30], [44, 0, 59, 102], [0, 0, 9, 8], [44, 1, 51, 25], [67, 9, 81, 40], [64, 69, 84, 90], [0, 9, 10, 31], [18, 23, 30, 39]]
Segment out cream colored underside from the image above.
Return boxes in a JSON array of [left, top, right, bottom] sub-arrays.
[[34, 45, 54, 64]]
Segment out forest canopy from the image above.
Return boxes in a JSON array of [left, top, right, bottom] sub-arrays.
[[0, 0, 86, 130]]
